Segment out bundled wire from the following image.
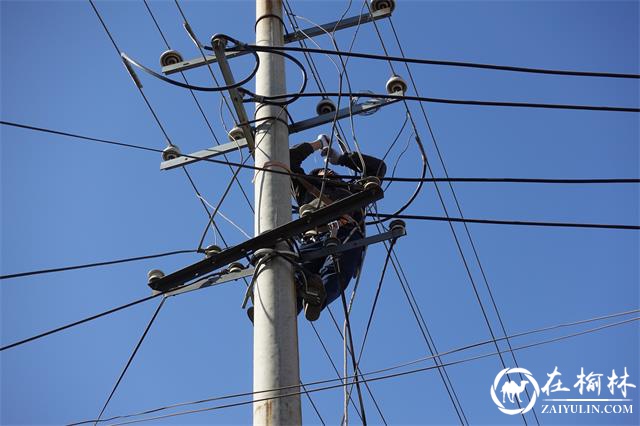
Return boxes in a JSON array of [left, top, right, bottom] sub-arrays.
[[67, 312, 639, 425]]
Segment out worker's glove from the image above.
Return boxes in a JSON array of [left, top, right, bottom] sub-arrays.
[[321, 146, 341, 165], [316, 134, 330, 150]]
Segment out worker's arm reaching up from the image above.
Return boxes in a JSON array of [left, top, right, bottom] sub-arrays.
[[325, 149, 387, 179], [289, 134, 387, 205], [289, 141, 321, 175]]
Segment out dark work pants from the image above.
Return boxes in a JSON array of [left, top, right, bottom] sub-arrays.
[[297, 226, 364, 314]]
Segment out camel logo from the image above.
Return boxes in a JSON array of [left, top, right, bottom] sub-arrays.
[[490, 367, 541, 415]]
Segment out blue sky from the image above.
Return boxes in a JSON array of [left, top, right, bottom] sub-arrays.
[[1, 0, 639, 425]]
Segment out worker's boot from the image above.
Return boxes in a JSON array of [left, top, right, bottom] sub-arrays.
[[301, 272, 326, 321]]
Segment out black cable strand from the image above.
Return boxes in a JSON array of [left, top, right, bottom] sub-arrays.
[[88, 0, 174, 147], [363, 10, 511, 422], [258, 91, 640, 113], [324, 305, 387, 424], [0, 249, 197, 280], [93, 297, 167, 424], [254, 13, 286, 31], [299, 380, 326, 426], [385, 12, 541, 421], [369, 204, 468, 424], [6, 122, 637, 227], [5, 120, 639, 186], [382, 177, 640, 184], [369, 213, 640, 230], [1, 294, 160, 352], [342, 240, 397, 422], [309, 322, 365, 423], [377, 223, 469, 425], [235, 44, 640, 79], [332, 256, 368, 426]]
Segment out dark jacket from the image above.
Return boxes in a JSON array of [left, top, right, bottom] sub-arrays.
[[289, 143, 387, 223]]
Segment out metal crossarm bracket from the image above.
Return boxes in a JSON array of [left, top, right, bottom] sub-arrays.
[[288, 97, 400, 134], [149, 184, 384, 293], [284, 7, 392, 44], [160, 138, 249, 170], [155, 267, 255, 298], [299, 224, 406, 261], [160, 8, 393, 75], [160, 97, 399, 169], [212, 37, 255, 154]]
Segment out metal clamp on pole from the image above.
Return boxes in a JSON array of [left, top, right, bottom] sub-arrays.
[[211, 35, 255, 154]]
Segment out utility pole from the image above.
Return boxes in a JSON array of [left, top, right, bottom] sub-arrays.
[[253, 1, 302, 424]]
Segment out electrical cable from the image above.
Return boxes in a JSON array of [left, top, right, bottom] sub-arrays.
[[368, 212, 640, 230], [1, 294, 161, 352], [120, 47, 259, 93], [308, 322, 366, 424], [382, 131, 414, 192], [70, 306, 638, 424], [385, 11, 532, 420], [256, 91, 640, 113], [93, 297, 167, 425], [72, 316, 639, 425], [332, 255, 368, 426], [5, 120, 638, 187], [366, 205, 469, 424], [88, 0, 174, 148], [232, 44, 640, 79], [0, 250, 197, 281], [67, 308, 638, 425], [299, 379, 326, 426], [324, 303, 387, 424], [381, 177, 640, 184], [342, 240, 397, 424]]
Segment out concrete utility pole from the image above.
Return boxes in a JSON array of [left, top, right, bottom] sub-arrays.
[[253, 0, 302, 425]]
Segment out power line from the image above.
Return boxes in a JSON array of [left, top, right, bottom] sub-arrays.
[[381, 177, 640, 184], [0, 293, 161, 352], [5, 121, 637, 186], [88, 0, 174, 147], [231, 44, 640, 79], [384, 11, 540, 421], [369, 213, 640, 230], [263, 91, 640, 113], [71, 315, 639, 425], [0, 249, 197, 280], [67, 308, 638, 424], [371, 220, 470, 424], [94, 297, 167, 424]]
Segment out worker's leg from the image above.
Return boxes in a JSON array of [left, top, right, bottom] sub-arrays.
[[295, 237, 325, 315], [319, 229, 364, 307]]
